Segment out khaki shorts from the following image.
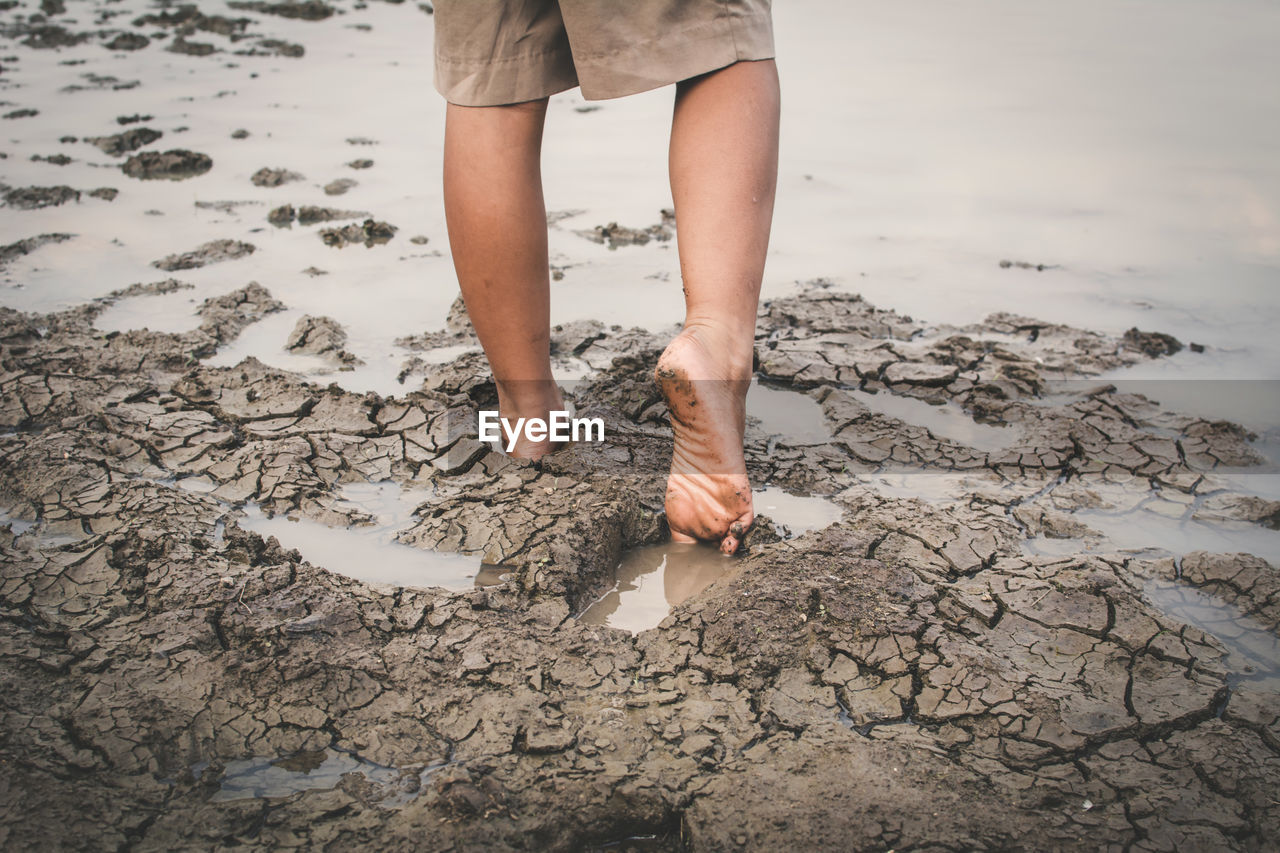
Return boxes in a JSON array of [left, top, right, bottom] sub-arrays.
[[433, 0, 774, 107]]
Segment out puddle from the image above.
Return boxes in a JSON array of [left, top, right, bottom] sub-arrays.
[[1023, 499, 1280, 566], [854, 471, 1007, 503], [409, 343, 482, 365], [1143, 579, 1280, 692], [175, 476, 218, 494], [852, 389, 1016, 453], [579, 486, 841, 632], [93, 289, 205, 337], [0, 508, 87, 548], [474, 565, 516, 588], [746, 380, 832, 444], [239, 481, 481, 590], [211, 748, 400, 802], [0, 508, 36, 537], [577, 542, 733, 633], [754, 485, 844, 535]]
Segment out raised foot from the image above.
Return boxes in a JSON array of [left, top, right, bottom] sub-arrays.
[[655, 328, 754, 554]]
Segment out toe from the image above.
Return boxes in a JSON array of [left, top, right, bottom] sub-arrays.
[[720, 513, 753, 555]]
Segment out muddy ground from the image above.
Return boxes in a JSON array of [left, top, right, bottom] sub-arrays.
[[2, 1, 1279, 851], [1, 277, 1278, 851]]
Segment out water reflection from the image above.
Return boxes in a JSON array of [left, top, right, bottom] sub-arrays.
[[852, 389, 1015, 453], [578, 542, 732, 633], [240, 481, 481, 590], [754, 485, 844, 535], [1024, 502, 1280, 566], [212, 749, 399, 802], [747, 381, 831, 444], [1144, 579, 1280, 692]]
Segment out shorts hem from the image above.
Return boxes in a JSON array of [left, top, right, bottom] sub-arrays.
[[433, 5, 774, 107], [573, 11, 775, 101]]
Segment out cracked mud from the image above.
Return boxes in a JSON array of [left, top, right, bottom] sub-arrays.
[[0, 0, 1276, 848], [2, 278, 1277, 851]]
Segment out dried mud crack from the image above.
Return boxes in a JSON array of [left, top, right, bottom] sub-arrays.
[[1, 285, 1277, 851]]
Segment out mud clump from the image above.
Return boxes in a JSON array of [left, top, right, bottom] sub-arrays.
[[251, 166, 303, 187], [1123, 326, 1183, 358], [122, 149, 213, 181], [166, 36, 217, 56], [347, 158, 374, 170], [268, 205, 369, 227], [132, 6, 251, 37], [4, 186, 80, 210], [153, 239, 256, 271], [238, 37, 305, 58], [104, 32, 150, 51], [298, 206, 366, 225], [19, 25, 91, 49], [320, 218, 397, 248], [3, 108, 38, 120], [107, 278, 194, 300], [228, 0, 336, 20], [87, 187, 118, 201], [285, 315, 363, 365], [324, 178, 356, 196], [0, 233, 74, 269], [578, 209, 675, 249], [87, 126, 162, 157], [267, 204, 295, 226], [999, 258, 1060, 271]]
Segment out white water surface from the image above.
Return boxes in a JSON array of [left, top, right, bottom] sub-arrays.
[[1, 0, 1275, 416]]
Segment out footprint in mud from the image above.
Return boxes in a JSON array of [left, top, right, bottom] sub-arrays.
[[580, 487, 844, 632], [578, 541, 732, 633]]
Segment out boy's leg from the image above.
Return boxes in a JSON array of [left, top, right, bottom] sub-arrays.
[[443, 98, 564, 457], [658, 59, 780, 554]]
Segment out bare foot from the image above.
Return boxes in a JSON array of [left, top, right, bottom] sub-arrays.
[[655, 327, 754, 554]]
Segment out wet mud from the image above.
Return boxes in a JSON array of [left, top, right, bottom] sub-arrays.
[[3, 183, 80, 209], [122, 149, 213, 181], [1, 277, 1277, 851], [86, 126, 161, 156], [285, 314, 362, 366], [319, 218, 396, 248], [579, 209, 676, 249], [1, 1, 1277, 848]]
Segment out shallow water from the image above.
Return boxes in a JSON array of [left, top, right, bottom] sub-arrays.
[[577, 542, 733, 634], [855, 471, 1009, 504], [239, 481, 480, 590], [0, 509, 36, 537], [211, 748, 399, 802], [746, 381, 831, 444], [1, 0, 1274, 420], [851, 389, 1016, 453], [579, 486, 842, 632], [1143, 579, 1280, 693], [0, 507, 87, 548], [754, 486, 845, 535], [1023, 498, 1280, 566]]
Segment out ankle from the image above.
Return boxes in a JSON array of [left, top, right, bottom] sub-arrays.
[[677, 320, 756, 380], [495, 378, 564, 421]]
